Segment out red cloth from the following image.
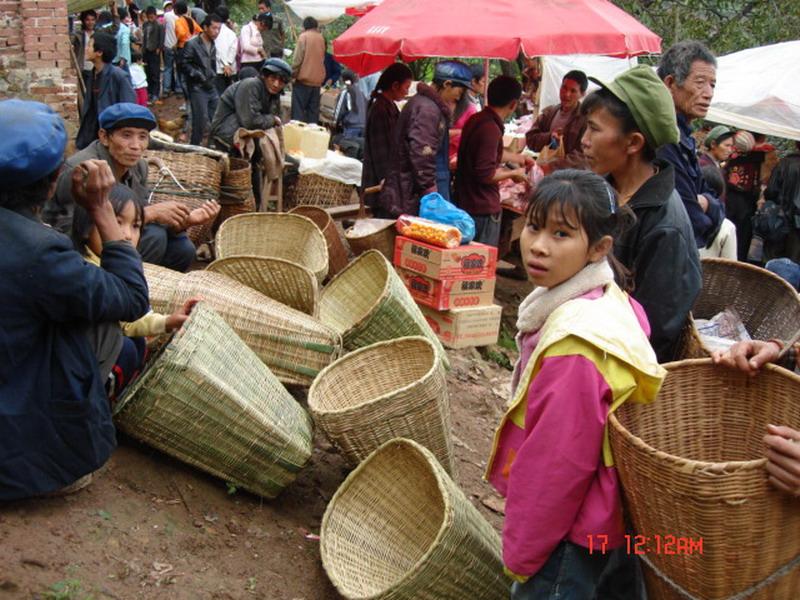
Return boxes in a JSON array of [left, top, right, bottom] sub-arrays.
[[454, 107, 504, 215], [135, 88, 148, 107]]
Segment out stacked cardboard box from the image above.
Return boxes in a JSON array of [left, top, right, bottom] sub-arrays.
[[394, 236, 502, 349]]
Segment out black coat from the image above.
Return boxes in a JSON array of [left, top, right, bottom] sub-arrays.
[[613, 160, 702, 362], [182, 34, 217, 90], [361, 93, 400, 205]]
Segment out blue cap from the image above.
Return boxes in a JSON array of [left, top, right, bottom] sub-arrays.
[[99, 102, 157, 132], [0, 99, 67, 187], [433, 60, 473, 88]]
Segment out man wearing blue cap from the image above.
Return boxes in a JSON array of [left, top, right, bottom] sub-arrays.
[[377, 60, 473, 217], [0, 99, 149, 499], [46, 103, 219, 272]]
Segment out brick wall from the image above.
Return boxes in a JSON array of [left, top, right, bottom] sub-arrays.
[[0, 0, 78, 133]]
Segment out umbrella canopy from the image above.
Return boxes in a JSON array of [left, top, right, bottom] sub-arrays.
[[706, 41, 800, 141], [286, 0, 383, 25], [333, 0, 661, 75]]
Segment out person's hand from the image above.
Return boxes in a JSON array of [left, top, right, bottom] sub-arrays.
[[223, 65, 232, 77], [697, 193, 709, 213], [185, 200, 221, 227], [711, 340, 781, 376], [165, 296, 202, 332], [144, 201, 191, 229], [763, 424, 800, 497], [519, 154, 535, 168], [72, 160, 116, 214], [510, 168, 528, 184], [273, 116, 282, 127], [258, 47, 267, 58]]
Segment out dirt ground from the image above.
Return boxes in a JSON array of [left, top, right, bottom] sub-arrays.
[[0, 270, 532, 600]]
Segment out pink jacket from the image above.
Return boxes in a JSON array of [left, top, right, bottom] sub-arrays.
[[489, 287, 651, 578], [239, 21, 262, 64]]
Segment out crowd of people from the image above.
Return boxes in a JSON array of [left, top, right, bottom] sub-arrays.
[[2, 6, 800, 599]]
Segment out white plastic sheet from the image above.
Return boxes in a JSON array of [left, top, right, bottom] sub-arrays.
[[539, 54, 637, 111], [298, 150, 363, 185], [285, 0, 382, 25]]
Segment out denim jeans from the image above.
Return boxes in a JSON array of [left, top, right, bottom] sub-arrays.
[[291, 83, 320, 124], [163, 47, 179, 94], [189, 84, 219, 146], [138, 224, 196, 272], [766, 258, 800, 290]]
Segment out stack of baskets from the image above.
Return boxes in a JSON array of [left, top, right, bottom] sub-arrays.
[[145, 150, 223, 245], [289, 205, 350, 277], [217, 157, 256, 226], [308, 337, 454, 474], [679, 258, 800, 358], [609, 359, 800, 599], [115, 303, 314, 498], [320, 438, 507, 600]]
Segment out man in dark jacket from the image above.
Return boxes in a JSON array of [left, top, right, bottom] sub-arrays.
[[183, 13, 222, 145], [142, 6, 165, 104], [0, 99, 149, 499], [72, 9, 97, 88], [377, 60, 472, 217], [75, 29, 137, 150], [582, 66, 701, 363], [525, 70, 588, 169]]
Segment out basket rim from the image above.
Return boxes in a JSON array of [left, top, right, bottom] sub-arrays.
[[700, 257, 800, 299], [609, 357, 800, 472], [344, 219, 396, 241], [319, 250, 391, 332], [307, 336, 440, 416], [319, 438, 454, 600], [207, 253, 317, 275]]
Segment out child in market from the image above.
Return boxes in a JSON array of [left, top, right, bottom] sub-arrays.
[[130, 51, 149, 106], [485, 169, 666, 598], [72, 183, 199, 402]]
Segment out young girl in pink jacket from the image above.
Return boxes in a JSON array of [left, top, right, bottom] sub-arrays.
[[486, 170, 666, 598]]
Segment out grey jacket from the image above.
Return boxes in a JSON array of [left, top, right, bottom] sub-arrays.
[[182, 34, 216, 90], [209, 77, 281, 146]]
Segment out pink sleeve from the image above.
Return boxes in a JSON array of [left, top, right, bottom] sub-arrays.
[[502, 354, 611, 577]]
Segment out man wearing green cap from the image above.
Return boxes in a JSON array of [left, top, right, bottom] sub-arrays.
[[581, 65, 701, 364]]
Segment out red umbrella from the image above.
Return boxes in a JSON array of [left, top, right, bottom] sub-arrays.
[[334, 0, 660, 74]]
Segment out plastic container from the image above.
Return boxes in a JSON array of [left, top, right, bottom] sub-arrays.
[[284, 121, 330, 159]]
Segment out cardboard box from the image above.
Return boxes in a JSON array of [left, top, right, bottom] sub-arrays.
[[394, 236, 498, 280], [397, 268, 495, 310], [420, 304, 502, 349]]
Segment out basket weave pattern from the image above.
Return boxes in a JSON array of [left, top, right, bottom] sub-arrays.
[[114, 304, 313, 498], [346, 222, 397, 262], [320, 439, 506, 600], [143, 262, 183, 315], [284, 173, 354, 209], [218, 157, 256, 225], [609, 359, 800, 599], [308, 337, 454, 474], [289, 205, 350, 277]]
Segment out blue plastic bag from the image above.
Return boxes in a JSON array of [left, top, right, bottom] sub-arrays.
[[419, 193, 475, 244]]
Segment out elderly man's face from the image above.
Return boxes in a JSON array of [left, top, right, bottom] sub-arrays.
[[667, 59, 716, 120], [559, 77, 583, 112]]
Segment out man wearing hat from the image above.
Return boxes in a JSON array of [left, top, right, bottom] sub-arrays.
[[581, 65, 702, 364], [700, 125, 734, 170], [377, 60, 473, 217], [0, 99, 149, 499], [47, 103, 218, 272]]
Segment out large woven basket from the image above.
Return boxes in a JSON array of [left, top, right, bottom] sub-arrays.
[[284, 173, 354, 209], [345, 219, 397, 262], [114, 303, 313, 498], [142, 262, 184, 314], [289, 205, 350, 277], [609, 359, 800, 599], [320, 438, 506, 600], [145, 150, 223, 246], [158, 270, 340, 386], [215, 212, 329, 282], [308, 337, 454, 474], [217, 157, 256, 226], [318, 250, 448, 367], [679, 258, 800, 358], [206, 255, 319, 316]]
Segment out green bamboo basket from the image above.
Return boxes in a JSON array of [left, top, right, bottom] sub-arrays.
[[160, 270, 341, 386], [114, 303, 314, 499], [308, 337, 454, 475], [318, 250, 449, 367], [320, 438, 507, 600]]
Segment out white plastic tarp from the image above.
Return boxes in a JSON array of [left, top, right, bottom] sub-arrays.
[[298, 150, 363, 185], [706, 41, 800, 142], [285, 0, 382, 25], [539, 54, 638, 110]]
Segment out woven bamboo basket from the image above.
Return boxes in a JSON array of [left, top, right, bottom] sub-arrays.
[[142, 262, 183, 315], [284, 173, 354, 209], [345, 220, 397, 262], [114, 303, 313, 498], [318, 250, 448, 367], [678, 258, 800, 358], [215, 213, 329, 282], [206, 255, 319, 316], [308, 337, 454, 474], [289, 205, 350, 277], [320, 438, 506, 600], [157, 270, 340, 386], [145, 150, 223, 246], [217, 157, 256, 226], [609, 359, 800, 600]]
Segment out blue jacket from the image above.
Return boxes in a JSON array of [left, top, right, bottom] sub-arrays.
[[0, 207, 149, 499], [657, 114, 725, 248], [75, 64, 137, 150]]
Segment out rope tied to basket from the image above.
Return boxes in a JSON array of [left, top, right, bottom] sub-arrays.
[[640, 550, 800, 600]]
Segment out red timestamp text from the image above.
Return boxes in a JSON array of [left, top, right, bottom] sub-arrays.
[[587, 534, 703, 556]]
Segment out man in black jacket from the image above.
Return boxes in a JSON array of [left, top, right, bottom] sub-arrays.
[[182, 13, 222, 145]]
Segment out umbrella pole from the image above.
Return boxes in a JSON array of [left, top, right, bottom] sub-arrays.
[[483, 58, 489, 98]]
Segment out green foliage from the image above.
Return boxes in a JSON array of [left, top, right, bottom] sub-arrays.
[[226, 481, 239, 495], [43, 579, 93, 600]]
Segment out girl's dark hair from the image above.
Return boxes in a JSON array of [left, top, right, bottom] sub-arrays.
[[525, 169, 636, 291], [371, 63, 413, 102], [174, 0, 188, 15], [581, 88, 656, 162], [72, 183, 143, 254]]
